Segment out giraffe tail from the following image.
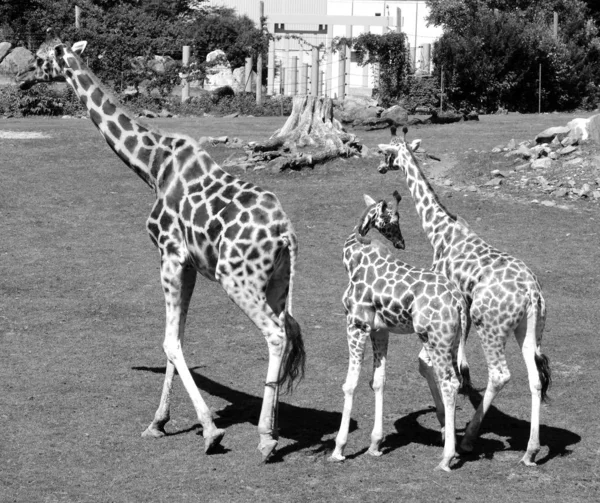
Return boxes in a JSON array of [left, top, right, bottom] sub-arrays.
[[531, 292, 551, 403], [457, 302, 472, 394], [278, 234, 306, 394]]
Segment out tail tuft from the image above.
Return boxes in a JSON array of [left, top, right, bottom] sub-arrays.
[[458, 363, 472, 395], [278, 312, 306, 394], [535, 353, 551, 403]]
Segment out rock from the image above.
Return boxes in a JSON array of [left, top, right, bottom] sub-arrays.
[[558, 145, 578, 156], [561, 136, 578, 147], [563, 157, 584, 167], [223, 112, 239, 119], [515, 162, 530, 171], [507, 139, 517, 150], [535, 126, 570, 144], [443, 179, 453, 186], [0, 42, 12, 63], [553, 187, 569, 197], [491, 169, 509, 177], [593, 190, 600, 199], [159, 109, 173, 118], [566, 117, 592, 142], [491, 146, 503, 153], [342, 95, 379, 112], [579, 183, 592, 197], [485, 178, 503, 186], [531, 158, 552, 170], [585, 114, 600, 143], [540, 200, 557, 207], [198, 136, 211, 146], [380, 105, 409, 126], [430, 111, 464, 124], [0, 46, 34, 77], [516, 144, 533, 159], [348, 106, 383, 126], [140, 109, 158, 118], [466, 185, 478, 192]]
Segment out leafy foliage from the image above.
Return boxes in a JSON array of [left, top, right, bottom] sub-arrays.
[[0, 83, 84, 116], [351, 32, 412, 106], [428, 0, 600, 112]]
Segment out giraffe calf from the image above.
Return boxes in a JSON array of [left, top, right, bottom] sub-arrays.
[[330, 193, 468, 472]]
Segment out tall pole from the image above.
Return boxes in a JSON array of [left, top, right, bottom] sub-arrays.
[[75, 6, 81, 29], [181, 46, 190, 103], [311, 47, 319, 97], [538, 64, 542, 114], [440, 65, 444, 112], [553, 12, 558, 39], [256, 1, 264, 105]]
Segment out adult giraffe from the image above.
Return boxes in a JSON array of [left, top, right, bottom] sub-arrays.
[[17, 34, 305, 461], [378, 127, 551, 466]]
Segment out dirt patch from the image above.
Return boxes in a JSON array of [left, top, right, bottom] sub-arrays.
[[0, 130, 51, 139]]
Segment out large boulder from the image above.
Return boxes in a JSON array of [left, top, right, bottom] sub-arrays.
[[585, 114, 600, 143], [204, 50, 234, 91], [0, 46, 34, 77], [147, 55, 176, 74], [566, 117, 593, 142], [535, 126, 570, 144], [0, 42, 12, 63], [231, 66, 256, 93], [380, 105, 409, 126]]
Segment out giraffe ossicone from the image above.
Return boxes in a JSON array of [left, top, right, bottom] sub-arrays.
[[330, 193, 468, 471], [378, 129, 551, 466], [17, 34, 305, 462]]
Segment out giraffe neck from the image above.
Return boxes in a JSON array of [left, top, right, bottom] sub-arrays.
[[62, 53, 159, 190], [400, 149, 458, 251]]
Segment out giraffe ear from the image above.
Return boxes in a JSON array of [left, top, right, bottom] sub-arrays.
[[378, 144, 395, 154], [363, 194, 377, 207], [72, 41, 87, 56]]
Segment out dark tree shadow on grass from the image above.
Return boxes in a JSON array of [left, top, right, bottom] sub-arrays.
[[380, 386, 580, 468], [133, 366, 356, 461]]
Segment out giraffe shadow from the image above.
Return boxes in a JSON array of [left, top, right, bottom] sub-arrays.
[[379, 387, 580, 467], [133, 366, 355, 460]]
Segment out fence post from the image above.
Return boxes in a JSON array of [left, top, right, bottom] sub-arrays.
[[299, 62, 307, 95], [311, 47, 319, 97], [181, 45, 190, 103], [325, 32, 332, 97], [291, 56, 298, 96], [245, 57, 253, 93], [75, 6, 81, 28], [267, 40, 275, 95], [337, 43, 346, 99]]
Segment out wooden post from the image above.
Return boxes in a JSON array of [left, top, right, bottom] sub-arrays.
[[538, 64, 542, 113], [257, 1, 264, 104], [284, 37, 291, 95], [440, 65, 444, 112], [311, 47, 319, 97], [338, 43, 346, 99], [553, 12, 558, 39], [267, 39, 275, 95], [325, 31, 333, 97], [75, 5, 81, 28], [181, 45, 190, 103], [299, 62, 307, 96], [422, 43, 431, 74], [244, 57, 253, 93], [320, 70, 325, 97], [396, 8, 402, 32], [280, 61, 285, 95], [291, 56, 298, 96]]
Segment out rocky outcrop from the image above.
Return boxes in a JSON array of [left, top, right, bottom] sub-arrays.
[[0, 45, 34, 84]]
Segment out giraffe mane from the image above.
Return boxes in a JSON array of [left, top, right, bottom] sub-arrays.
[[402, 139, 459, 223]]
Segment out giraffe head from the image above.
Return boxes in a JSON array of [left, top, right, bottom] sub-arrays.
[[377, 126, 419, 174], [355, 191, 405, 249], [17, 31, 87, 90]]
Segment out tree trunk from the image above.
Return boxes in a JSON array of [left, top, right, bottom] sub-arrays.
[[245, 95, 363, 171]]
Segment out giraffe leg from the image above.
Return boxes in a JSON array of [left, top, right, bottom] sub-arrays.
[[514, 313, 544, 466], [418, 345, 446, 435], [144, 261, 224, 453], [330, 324, 368, 462], [431, 348, 460, 472], [460, 329, 510, 454], [368, 330, 389, 457], [219, 275, 288, 462]]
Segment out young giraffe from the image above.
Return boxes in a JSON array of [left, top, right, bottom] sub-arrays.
[[17, 34, 305, 461], [378, 127, 551, 466], [329, 192, 468, 471]]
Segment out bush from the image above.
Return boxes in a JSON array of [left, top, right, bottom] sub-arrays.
[[0, 84, 85, 117], [400, 76, 441, 113]]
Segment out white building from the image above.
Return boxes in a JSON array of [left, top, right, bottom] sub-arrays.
[[206, 1, 442, 97]]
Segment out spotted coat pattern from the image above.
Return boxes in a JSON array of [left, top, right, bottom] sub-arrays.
[[378, 130, 550, 466], [17, 37, 305, 460], [330, 196, 466, 471]]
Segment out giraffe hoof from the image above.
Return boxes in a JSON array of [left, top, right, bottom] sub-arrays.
[[367, 448, 383, 457], [519, 456, 538, 467], [141, 424, 166, 438], [257, 439, 278, 462], [328, 453, 346, 463], [204, 428, 225, 454], [434, 462, 452, 473]]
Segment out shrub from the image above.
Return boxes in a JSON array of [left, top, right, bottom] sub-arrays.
[[0, 84, 85, 117]]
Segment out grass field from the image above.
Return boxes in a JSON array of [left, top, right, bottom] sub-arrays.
[[2, 113, 600, 502]]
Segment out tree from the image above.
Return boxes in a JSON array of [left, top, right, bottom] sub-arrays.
[[352, 31, 412, 106]]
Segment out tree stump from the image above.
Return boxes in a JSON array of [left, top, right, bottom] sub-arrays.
[[240, 95, 363, 171]]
